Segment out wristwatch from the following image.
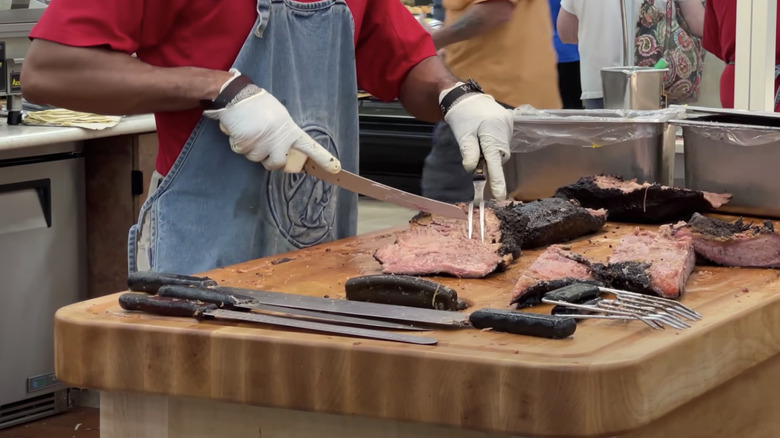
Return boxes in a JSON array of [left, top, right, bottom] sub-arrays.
[[439, 78, 484, 116], [199, 74, 254, 110]]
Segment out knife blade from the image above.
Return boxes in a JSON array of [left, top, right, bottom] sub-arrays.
[[156, 285, 428, 331], [126, 271, 470, 327], [218, 285, 471, 327], [118, 293, 438, 346], [287, 149, 467, 221]]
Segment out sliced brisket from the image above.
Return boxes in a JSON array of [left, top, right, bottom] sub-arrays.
[[374, 202, 527, 278], [510, 245, 605, 308], [554, 175, 732, 223], [512, 197, 607, 249], [606, 227, 696, 298], [670, 213, 780, 268], [511, 228, 696, 306]]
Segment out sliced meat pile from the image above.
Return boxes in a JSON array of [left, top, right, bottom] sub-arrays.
[[510, 228, 696, 306], [554, 175, 732, 223], [513, 197, 607, 249], [669, 213, 780, 268], [373, 202, 527, 278], [606, 227, 696, 298], [510, 245, 604, 307]]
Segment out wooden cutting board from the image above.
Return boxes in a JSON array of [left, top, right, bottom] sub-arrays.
[[54, 217, 780, 437]]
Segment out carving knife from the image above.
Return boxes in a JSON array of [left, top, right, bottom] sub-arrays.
[[155, 284, 428, 331], [219, 285, 471, 327], [286, 149, 468, 221], [118, 293, 438, 346], [127, 271, 471, 328]]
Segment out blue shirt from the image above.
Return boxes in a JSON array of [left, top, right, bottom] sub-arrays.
[[432, 0, 445, 21], [548, 0, 580, 63]]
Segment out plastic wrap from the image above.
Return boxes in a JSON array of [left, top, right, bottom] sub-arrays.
[[510, 105, 685, 153], [677, 121, 780, 147]]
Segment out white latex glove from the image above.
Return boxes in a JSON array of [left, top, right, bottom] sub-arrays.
[[204, 70, 341, 174], [441, 86, 513, 200]]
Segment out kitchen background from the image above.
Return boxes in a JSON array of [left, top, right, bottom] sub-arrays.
[[0, 0, 729, 431]]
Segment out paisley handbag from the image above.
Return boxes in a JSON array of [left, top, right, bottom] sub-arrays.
[[634, 0, 704, 104]]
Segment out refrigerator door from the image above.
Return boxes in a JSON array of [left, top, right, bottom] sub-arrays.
[[0, 152, 86, 416]]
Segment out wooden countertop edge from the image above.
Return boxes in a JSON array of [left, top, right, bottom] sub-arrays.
[[52, 287, 780, 437]]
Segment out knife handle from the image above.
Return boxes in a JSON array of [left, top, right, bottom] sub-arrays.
[[157, 285, 251, 311], [344, 274, 461, 311], [284, 149, 310, 173], [127, 271, 218, 293], [118, 293, 218, 319], [469, 309, 577, 339], [543, 283, 602, 303]]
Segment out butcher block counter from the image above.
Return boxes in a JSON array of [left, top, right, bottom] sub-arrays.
[[54, 217, 780, 438]]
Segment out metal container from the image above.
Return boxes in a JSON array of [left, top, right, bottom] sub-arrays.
[[674, 110, 780, 218], [601, 66, 668, 110], [506, 108, 680, 201]]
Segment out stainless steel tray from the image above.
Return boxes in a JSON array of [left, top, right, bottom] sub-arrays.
[[674, 112, 780, 218]]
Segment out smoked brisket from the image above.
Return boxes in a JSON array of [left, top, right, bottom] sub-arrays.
[[373, 202, 528, 278], [670, 213, 780, 268], [605, 228, 696, 298], [554, 175, 732, 223], [511, 228, 696, 306], [510, 245, 605, 307], [512, 197, 607, 249]]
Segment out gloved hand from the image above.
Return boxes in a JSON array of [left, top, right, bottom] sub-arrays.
[[441, 86, 513, 200], [204, 69, 341, 174]]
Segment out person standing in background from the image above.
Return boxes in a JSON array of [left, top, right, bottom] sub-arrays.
[[548, 0, 582, 109], [703, 0, 780, 111], [558, 0, 704, 109], [557, 0, 623, 109], [421, 0, 562, 203]]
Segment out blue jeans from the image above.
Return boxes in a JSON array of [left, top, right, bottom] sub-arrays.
[[421, 122, 474, 203]]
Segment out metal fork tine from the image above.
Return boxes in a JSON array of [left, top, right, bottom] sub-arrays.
[[471, 155, 487, 243], [543, 299, 665, 330], [600, 299, 691, 329], [478, 198, 485, 243], [467, 201, 474, 239], [599, 286, 702, 320]]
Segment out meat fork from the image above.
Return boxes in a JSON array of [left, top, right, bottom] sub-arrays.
[[542, 283, 702, 331], [468, 156, 487, 243]]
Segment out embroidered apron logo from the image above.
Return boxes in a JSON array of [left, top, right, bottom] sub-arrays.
[[268, 127, 339, 247]]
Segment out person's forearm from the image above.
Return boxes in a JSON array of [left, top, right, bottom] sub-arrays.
[[21, 39, 233, 115], [430, 0, 513, 49], [678, 1, 704, 38], [398, 56, 460, 123], [556, 9, 579, 44]]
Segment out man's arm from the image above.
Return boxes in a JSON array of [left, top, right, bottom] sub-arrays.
[[677, 0, 705, 38], [397, 56, 459, 123], [556, 8, 579, 44], [21, 39, 233, 115], [430, 0, 514, 50]]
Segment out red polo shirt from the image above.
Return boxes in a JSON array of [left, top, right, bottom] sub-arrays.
[[29, 0, 437, 175]]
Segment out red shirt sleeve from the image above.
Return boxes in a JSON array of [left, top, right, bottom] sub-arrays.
[[355, 0, 437, 101], [29, 0, 147, 54]]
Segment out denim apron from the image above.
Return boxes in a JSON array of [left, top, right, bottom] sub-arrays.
[[128, 0, 359, 275]]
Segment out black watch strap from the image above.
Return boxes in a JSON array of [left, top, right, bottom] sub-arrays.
[[439, 78, 484, 116], [200, 74, 254, 110]]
